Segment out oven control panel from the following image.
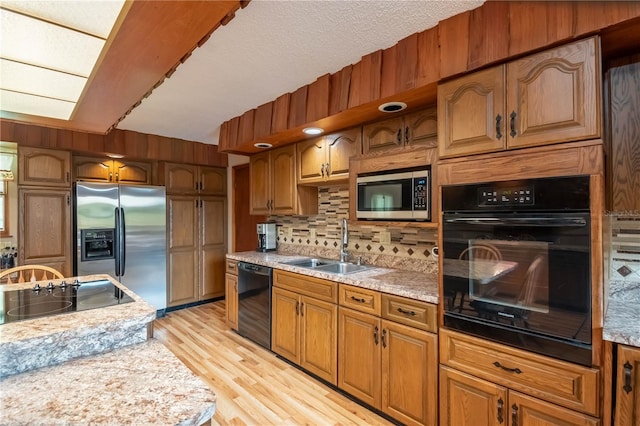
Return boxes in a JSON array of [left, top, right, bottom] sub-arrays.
[[478, 185, 534, 206]]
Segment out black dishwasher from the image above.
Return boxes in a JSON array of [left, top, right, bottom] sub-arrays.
[[237, 262, 272, 350]]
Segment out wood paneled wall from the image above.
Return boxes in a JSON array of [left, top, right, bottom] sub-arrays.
[[0, 120, 227, 167], [218, 1, 640, 155]]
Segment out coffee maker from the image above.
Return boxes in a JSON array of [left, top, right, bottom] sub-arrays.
[[257, 223, 277, 252]]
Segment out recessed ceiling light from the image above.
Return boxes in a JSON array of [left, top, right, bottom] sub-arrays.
[[378, 102, 407, 113], [254, 142, 272, 149], [303, 127, 323, 135]]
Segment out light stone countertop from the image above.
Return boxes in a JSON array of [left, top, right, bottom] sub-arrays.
[[226, 251, 439, 304], [0, 339, 216, 426], [0, 274, 156, 377], [603, 280, 640, 347]]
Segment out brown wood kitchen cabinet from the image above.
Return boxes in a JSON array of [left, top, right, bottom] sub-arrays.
[[271, 270, 338, 385], [17, 147, 73, 276], [338, 284, 438, 426], [249, 145, 317, 216], [73, 156, 152, 184], [297, 127, 361, 184], [362, 106, 437, 154], [439, 329, 600, 426], [614, 344, 640, 425], [438, 37, 600, 159], [167, 194, 227, 307], [159, 162, 226, 195], [225, 259, 238, 330]]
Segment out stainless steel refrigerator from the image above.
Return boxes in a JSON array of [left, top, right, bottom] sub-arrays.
[[74, 182, 167, 311]]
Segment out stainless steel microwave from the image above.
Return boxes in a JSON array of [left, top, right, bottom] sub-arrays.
[[356, 167, 431, 221]]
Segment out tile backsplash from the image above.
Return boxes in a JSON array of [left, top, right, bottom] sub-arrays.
[[269, 185, 437, 273], [606, 212, 640, 283]]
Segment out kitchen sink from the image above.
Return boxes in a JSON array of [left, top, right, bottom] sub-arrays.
[[313, 262, 371, 274], [282, 258, 337, 268], [281, 258, 371, 275]]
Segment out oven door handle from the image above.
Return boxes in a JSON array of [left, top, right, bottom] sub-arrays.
[[444, 217, 587, 227]]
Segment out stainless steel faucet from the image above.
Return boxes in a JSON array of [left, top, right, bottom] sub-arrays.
[[340, 218, 349, 262]]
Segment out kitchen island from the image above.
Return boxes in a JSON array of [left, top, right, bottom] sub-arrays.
[[0, 274, 216, 425]]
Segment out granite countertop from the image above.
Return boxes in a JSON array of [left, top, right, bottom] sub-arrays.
[[1, 274, 157, 377], [1, 274, 217, 425], [0, 339, 216, 426], [226, 251, 439, 304], [603, 280, 640, 347]]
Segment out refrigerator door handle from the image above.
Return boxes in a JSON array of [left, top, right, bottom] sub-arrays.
[[119, 207, 127, 277], [114, 207, 121, 277]]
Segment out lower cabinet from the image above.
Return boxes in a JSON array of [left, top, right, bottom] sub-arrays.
[[225, 259, 238, 330], [614, 344, 640, 425], [338, 285, 438, 426], [271, 270, 338, 385], [439, 329, 600, 426]]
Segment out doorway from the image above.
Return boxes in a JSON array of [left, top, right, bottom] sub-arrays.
[[232, 163, 265, 252]]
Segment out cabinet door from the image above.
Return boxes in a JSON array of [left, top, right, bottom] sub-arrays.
[[405, 107, 438, 148], [338, 307, 381, 409], [199, 167, 226, 195], [325, 127, 361, 181], [616, 345, 640, 426], [73, 156, 112, 182], [249, 151, 271, 215], [510, 391, 600, 426], [506, 37, 599, 149], [18, 188, 72, 276], [19, 147, 71, 187], [199, 197, 227, 300], [167, 196, 198, 306], [362, 116, 404, 153], [271, 287, 300, 363], [438, 65, 506, 158], [439, 366, 507, 426], [113, 160, 152, 185], [163, 163, 198, 194], [300, 296, 338, 385], [297, 137, 325, 184], [382, 320, 437, 426], [271, 145, 297, 215], [225, 273, 238, 330]]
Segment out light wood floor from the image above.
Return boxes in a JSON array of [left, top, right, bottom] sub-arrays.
[[153, 301, 394, 426]]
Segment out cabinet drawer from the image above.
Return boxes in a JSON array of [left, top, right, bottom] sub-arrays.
[[274, 270, 337, 303], [225, 259, 238, 275], [381, 294, 437, 333], [338, 284, 381, 316], [440, 329, 599, 416]]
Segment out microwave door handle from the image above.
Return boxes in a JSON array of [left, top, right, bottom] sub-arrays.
[[444, 217, 587, 227]]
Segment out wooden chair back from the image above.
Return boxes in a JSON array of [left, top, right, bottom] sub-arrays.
[[0, 265, 65, 284], [459, 243, 503, 261]]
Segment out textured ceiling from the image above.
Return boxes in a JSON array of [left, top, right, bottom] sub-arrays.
[[117, 0, 485, 145]]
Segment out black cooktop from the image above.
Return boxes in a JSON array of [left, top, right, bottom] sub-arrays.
[[0, 279, 135, 325]]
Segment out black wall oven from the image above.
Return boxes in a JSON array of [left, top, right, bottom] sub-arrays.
[[442, 175, 592, 366]]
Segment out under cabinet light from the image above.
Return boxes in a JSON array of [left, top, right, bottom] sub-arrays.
[[303, 127, 323, 135]]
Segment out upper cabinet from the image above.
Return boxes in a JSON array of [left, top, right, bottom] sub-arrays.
[[363, 107, 437, 154], [250, 145, 317, 216], [438, 37, 600, 159], [297, 127, 361, 185], [73, 156, 152, 185], [158, 163, 226, 195], [18, 147, 71, 188]]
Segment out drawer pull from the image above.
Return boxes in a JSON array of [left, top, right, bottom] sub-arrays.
[[381, 328, 387, 348], [373, 325, 379, 345], [350, 296, 366, 303], [295, 301, 299, 316], [496, 114, 503, 140], [493, 361, 522, 374], [623, 361, 633, 394], [511, 404, 519, 426], [397, 307, 416, 316], [497, 398, 504, 424]]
